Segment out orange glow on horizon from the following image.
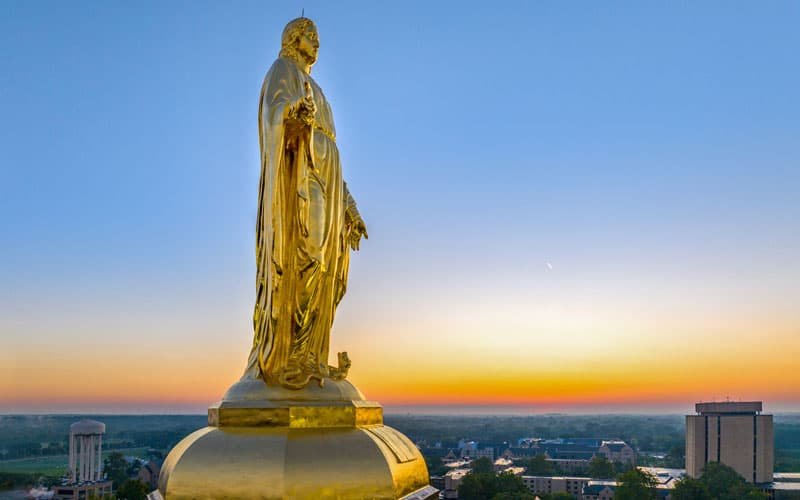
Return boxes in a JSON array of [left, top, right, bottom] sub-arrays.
[[4, 323, 798, 412], [3, 293, 798, 413]]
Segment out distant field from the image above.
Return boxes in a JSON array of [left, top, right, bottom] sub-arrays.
[[0, 455, 66, 476], [0, 448, 149, 476]]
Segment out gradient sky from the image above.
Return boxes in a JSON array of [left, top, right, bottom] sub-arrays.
[[2, 1, 799, 414]]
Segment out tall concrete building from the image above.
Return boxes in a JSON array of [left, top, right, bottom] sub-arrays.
[[686, 401, 773, 483]]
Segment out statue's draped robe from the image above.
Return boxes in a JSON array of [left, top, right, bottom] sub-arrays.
[[246, 57, 352, 388]]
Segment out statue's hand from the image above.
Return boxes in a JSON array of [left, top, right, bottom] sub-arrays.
[[349, 217, 368, 251], [295, 95, 316, 126]]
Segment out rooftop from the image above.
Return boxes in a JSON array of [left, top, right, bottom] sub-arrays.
[[694, 401, 763, 415], [445, 469, 470, 480], [523, 475, 591, 481], [772, 483, 800, 491], [503, 467, 526, 476], [601, 441, 629, 452], [584, 481, 616, 495], [774, 472, 800, 482]]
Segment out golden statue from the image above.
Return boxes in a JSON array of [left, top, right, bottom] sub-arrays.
[[246, 17, 367, 389], [155, 18, 436, 500]]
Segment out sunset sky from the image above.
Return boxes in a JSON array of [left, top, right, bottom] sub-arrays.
[[2, 1, 799, 414]]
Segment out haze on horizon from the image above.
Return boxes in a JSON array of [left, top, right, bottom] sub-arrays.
[[2, 1, 798, 414]]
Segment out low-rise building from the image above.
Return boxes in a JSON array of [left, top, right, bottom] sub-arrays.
[[512, 437, 635, 464], [639, 466, 685, 489], [52, 481, 113, 500], [459, 441, 495, 461], [503, 447, 540, 460], [549, 458, 592, 474], [522, 475, 591, 498], [582, 470, 677, 500], [442, 449, 459, 464], [138, 460, 162, 491], [443, 469, 470, 500], [583, 480, 617, 500], [599, 440, 635, 464], [766, 482, 800, 499], [429, 475, 445, 492]]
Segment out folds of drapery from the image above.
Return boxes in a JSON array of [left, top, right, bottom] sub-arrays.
[[246, 57, 351, 389]]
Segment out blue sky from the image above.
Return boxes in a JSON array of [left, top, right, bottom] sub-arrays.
[[2, 1, 799, 412]]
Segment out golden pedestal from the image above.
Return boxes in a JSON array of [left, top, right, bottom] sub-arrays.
[[153, 16, 436, 499], [155, 378, 436, 499]]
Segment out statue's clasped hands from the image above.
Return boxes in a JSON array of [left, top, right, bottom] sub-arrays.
[[293, 81, 316, 126], [295, 94, 316, 126]]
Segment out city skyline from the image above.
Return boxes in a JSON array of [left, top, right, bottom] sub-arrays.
[[2, 1, 799, 414]]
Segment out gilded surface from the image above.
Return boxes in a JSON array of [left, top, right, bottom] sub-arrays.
[[158, 426, 432, 500], [364, 426, 419, 463], [245, 17, 367, 390], [156, 18, 435, 500], [207, 400, 384, 428]]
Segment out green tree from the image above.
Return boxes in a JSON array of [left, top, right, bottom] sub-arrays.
[[492, 492, 536, 500], [700, 462, 767, 500], [665, 444, 685, 468], [87, 493, 116, 500], [424, 456, 448, 476], [539, 493, 573, 500], [471, 456, 494, 474], [459, 469, 531, 500], [521, 454, 553, 475], [125, 460, 141, 478], [115, 478, 149, 500], [671, 477, 712, 500], [615, 468, 658, 500], [494, 471, 529, 495], [458, 472, 495, 500], [588, 456, 615, 479], [613, 459, 634, 476], [103, 452, 129, 488]]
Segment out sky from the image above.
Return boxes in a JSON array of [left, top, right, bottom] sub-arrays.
[[1, 1, 798, 414]]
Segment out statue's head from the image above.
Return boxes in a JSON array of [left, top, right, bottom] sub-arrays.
[[280, 17, 319, 70]]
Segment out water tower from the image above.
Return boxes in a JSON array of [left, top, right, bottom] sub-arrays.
[[69, 419, 105, 483], [52, 419, 112, 500]]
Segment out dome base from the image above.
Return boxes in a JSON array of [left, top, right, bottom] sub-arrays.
[[157, 379, 436, 499], [222, 374, 366, 403]]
